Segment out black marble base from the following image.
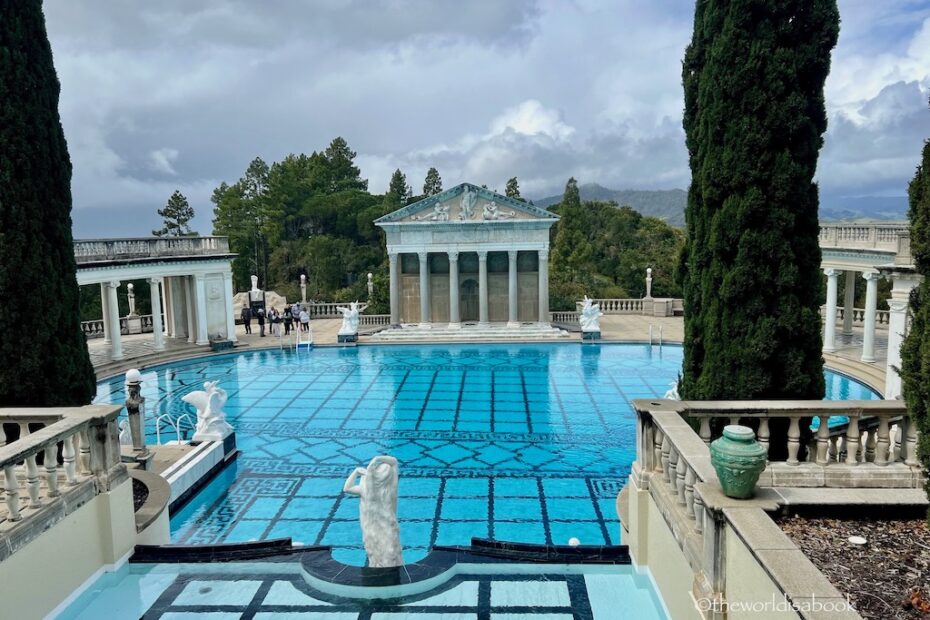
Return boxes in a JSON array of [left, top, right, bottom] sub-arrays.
[[210, 339, 235, 352], [338, 333, 358, 343], [582, 331, 601, 341]]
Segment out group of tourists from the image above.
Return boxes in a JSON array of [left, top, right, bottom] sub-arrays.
[[240, 303, 310, 337]]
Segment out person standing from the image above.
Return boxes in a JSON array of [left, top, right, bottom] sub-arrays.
[[299, 307, 310, 334], [283, 305, 293, 336], [256, 307, 266, 337], [241, 306, 252, 335]]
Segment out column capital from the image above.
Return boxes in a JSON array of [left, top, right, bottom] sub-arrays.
[[823, 268, 838, 278], [508, 249, 518, 261], [388, 251, 398, 262], [888, 299, 908, 312], [477, 250, 488, 260], [862, 271, 879, 281], [146, 277, 162, 286], [448, 250, 459, 262], [418, 251, 429, 262], [193, 272, 206, 282], [105, 280, 121, 289], [538, 248, 549, 260]]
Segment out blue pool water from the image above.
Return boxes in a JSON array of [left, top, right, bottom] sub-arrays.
[[94, 343, 878, 566]]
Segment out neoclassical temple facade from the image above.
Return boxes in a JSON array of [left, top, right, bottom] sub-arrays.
[[376, 184, 558, 328]]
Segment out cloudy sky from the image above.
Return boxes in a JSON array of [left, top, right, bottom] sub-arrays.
[[43, 0, 930, 237]]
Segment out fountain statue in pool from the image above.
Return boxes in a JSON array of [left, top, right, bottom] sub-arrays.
[[343, 455, 403, 567], [182, 381, 234, 442]]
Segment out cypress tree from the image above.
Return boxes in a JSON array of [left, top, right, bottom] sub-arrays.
[[423, 167, 442, 196], [899, 101, 930, 508], [0, 2, 96, 406], [680, 0, 838, 403]]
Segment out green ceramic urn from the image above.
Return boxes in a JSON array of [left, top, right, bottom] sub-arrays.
[[710, 425, 767, 499]]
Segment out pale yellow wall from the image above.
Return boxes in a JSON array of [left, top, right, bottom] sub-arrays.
[[398, 271, 539, 323], [0, 480, 136, 620], [136, 507, 170, 546], [725, 530, 801, 620]]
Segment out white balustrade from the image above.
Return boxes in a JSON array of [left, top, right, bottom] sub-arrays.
[[73, 237, 231, 264]]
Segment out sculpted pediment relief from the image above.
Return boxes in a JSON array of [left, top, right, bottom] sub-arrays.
[[376, 183, 558, 226]]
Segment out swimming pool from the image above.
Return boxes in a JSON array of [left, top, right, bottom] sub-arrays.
[[94, 343, 878, 566]]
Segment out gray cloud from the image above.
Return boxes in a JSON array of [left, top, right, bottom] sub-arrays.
[[41, 0, 930, 236]]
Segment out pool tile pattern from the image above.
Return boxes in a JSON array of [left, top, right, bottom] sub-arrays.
[[95, 344, 877, 565]]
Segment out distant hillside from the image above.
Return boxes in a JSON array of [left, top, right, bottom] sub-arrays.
[[534, 183, 687, 227], [533, 184, 911, 226]]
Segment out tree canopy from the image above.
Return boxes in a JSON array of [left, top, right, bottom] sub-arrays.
[[153, 190, 195, 236], [505, 177, 523, 201], [0, 1, 96, 406], [679, 0, 838, 401], [423, 167, 442, 196]]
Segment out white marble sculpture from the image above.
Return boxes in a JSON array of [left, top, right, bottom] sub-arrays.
[[343, 455, 403, 567], [482, 201, 515, 220], [118, 419, 133, 446], [182, 381, 234, 442], [664, 381, 680, 400], [579, 295, 603, 332], [417, 203, 449, 221], [337, 301, 364, 335], [459, 188, 477, 220], [249, 274, 263, 301]]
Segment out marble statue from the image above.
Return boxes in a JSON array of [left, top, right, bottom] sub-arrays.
[[126, 283, 138, 316], [118, 419, 132, 446], [124, 368, 148, 454], [367, 273, 374, 299], [182, 381, 234, 442], [337, 301, 365, 335], [579, 295, 603, 333], [417, 203, 449, 221], [645, 267, 653, 299], [249, 274, 263, 302], [664, 381, 680, 400], [482, 201, 515, 220], [300, 274, 307, 304], [459, 188, 477, 220], [343, 455, 403, 567]]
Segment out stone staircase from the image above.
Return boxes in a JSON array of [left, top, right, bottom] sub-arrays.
[[366, 323, 573, 343]]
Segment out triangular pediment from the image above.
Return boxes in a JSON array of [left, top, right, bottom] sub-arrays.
[[375, 183, 558, 225]]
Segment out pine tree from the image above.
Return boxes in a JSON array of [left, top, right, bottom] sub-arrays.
[[384, 169, 410, 210], [679, 0, 838, 403], [899, 101, 930, 508], [423, 167, 442, 196], [0, 2, 96, 405], [324, 137, 367, 192], [505, 177, 523, 201], [153, 190, 195, 236], [551, 178, 592, 279]]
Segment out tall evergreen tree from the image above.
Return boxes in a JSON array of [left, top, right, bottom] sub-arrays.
[[899, 100, 930, 507], [550, 178, 592, 279], [0, 2, 95, 405], [679, 0, 838, 402], [384, 169, 410, 210], [324, 137, 367, 192], [423, 167, 442, 196], [153, 190, 195, 236], [505, 177, 523, 201]]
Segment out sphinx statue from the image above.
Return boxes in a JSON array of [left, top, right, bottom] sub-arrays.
[[578, 295, 603, 333], [343, 455, 403, 567], [182, 381, 234, 442]]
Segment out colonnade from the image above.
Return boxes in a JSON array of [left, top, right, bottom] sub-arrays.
[[388, 248, 550, 328]]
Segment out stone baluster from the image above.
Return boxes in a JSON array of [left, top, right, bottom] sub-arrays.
[[0, 424, 5, 448], [729, 416, 739, 426], [79, 429, 92, 474], [864, 429, 876, 463], [875, 417, 890, 466], [758, 418, 770, 458], [828, 436, 838, 462], [904, 418, 919, 467], [676, 457, 687, 505], [20, 424, 41, 508], [668, 446, 679, 489], [63, 433, 78, 485], [653, 428, 664, 473], [892, 423, 902, 462], [4, 464, 21, 521], [699, 418, 711, 445], [684, 467, 696, 517], [815, 416, 830, 465], [661, 434, 671, 482], [786, 416, 801, 465], [693, 493, 704, 534], [845, 416, 860, 465], [44, 444, 60, 498]]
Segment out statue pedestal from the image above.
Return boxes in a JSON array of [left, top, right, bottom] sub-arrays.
[[338, 332, 358, 343], [582, 330, 601, 341], [192, 422, 234, 443], [126, 316, 143, 334]]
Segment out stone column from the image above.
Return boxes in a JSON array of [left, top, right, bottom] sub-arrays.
[[861, 272, 879, 363], [823, 268, 839, 353], [193, 274, 209, 345], [507, 250, 519, 327], [185, 277, 196, 344], [538, 249, 550, 324], [147, 278, 165, 351], [105, 280, 123, 360], [884, 271, 921, 399], [418, 251, 430, 328], [448, 251, 461, 328], [162, 276, 173, 337], [843, 270, 856, 335], [478, 250, 489, 327], [389, 252, 400, 325], [222, 271, 237, 342], [100, 282, 111, 344]]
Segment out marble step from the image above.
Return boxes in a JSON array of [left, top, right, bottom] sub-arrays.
[[367, 324, 572, 342]]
